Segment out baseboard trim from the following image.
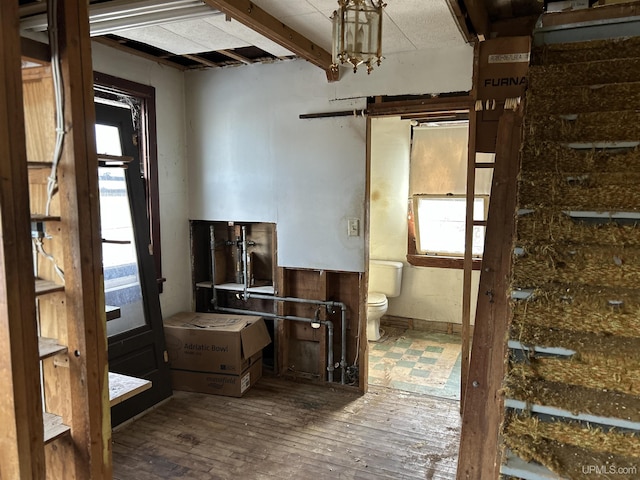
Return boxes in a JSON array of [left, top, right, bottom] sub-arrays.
[[381, 315, 474, 336]]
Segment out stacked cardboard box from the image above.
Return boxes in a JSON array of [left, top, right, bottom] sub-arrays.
[[164, 312, 271, 397]]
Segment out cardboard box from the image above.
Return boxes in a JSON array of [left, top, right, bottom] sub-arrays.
[[164, 311, 271, 374], [170, 358, 263, 397], [164, 312, 271, 397], [476, 37, 531, 153]]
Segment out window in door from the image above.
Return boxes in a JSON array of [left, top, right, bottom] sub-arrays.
[[96, 122, 145, 336]]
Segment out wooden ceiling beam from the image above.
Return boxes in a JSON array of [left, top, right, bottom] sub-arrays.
[[460, 0, 491, 40], [183, 54, 220, 69], [444, 0, 476, 43], [202, 0, 338, 81], [217, 49, 254, 65]]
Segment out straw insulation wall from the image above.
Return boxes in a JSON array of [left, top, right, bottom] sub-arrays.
[[502, 36, 640, 478]]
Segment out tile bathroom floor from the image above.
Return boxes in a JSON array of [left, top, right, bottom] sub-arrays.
[[368, 326, 463, 400]]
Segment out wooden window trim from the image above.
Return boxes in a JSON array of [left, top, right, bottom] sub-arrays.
[[93, 71, 164, 291], [407, 193, 482, 271]]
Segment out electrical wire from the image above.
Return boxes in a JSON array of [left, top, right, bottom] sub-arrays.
[[33, 237, 65, 281], [45, 0, 66, 217]]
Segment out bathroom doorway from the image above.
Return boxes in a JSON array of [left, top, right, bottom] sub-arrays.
[[366, 101, 483, 402]]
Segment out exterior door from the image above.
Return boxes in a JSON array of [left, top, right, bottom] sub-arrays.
[[95, 101, 172, 426]]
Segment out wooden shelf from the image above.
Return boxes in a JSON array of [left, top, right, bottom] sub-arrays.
[[30, 214, 61, 222], [27, 161, 53, 169], [105, 305, 121, 321], [109, 372, 151, 407], [210, 282, 275, 295], [43, 412, 70, 445], [38, 336, 67, 360], [35, 278, 64, 296]]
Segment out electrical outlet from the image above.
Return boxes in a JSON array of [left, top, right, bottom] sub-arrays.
[[347, 218, 360, 237]]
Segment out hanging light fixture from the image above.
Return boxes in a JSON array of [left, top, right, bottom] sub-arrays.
[[331, 0, 386, 74]]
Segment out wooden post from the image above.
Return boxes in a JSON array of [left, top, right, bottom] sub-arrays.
[[461, 43, 481, 411], [53, 0, 112, 477], [457, 109, 523, 479], [0, 1, 46, 478]]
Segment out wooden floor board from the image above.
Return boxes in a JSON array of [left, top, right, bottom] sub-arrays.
[[113, 375, 460, 479]]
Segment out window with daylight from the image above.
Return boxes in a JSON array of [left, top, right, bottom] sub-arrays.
[[407, 120, 493, 269], [94, 72, 164, 291], [413, 195, 488, 257]]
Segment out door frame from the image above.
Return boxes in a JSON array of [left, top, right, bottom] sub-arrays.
[[95, 101, 172, 426]]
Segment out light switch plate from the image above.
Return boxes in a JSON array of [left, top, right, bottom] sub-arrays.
[[348, 218, 360, 237]]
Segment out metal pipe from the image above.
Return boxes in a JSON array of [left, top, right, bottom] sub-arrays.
[[215, 305, 335, 382], [242, 225, 248, 300], [209, 225, 217, 310], [246, 293, 348, 384]]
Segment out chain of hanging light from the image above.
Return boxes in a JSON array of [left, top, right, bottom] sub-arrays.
[[331, 0, 386, 74]]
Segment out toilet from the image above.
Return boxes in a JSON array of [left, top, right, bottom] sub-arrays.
[[367, 259, 403, 341]]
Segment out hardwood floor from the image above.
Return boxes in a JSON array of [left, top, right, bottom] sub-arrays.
[[113, 375, 461, 479]]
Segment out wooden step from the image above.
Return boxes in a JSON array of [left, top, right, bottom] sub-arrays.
[[527, 81, 640, 115], [43, 412, 70, 444], [30, 214, 61, 222], [527, 110, 640, 143], [529, 58, 640, 90], [519, 173, 640, 212], [35, 278, 64, 296], [27, 161, 53, 169], [38, 336, 67, 360], [505, 398, 640, 431], [531, 36, 640, 66], [513, 244, 640, 290], [108, 372, 152, 407], [521, 141, 640, 175]]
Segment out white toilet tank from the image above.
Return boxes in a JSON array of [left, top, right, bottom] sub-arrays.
[[369, 260, 403, 298]]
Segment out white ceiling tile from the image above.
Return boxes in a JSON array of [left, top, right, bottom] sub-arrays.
[[385, 0, 466, 49], [280, 11, 333, 51], [203, 16, 294, 57], [252, 0, 318, 18], [117, 25, 208, 55], [161, 18, 251, 52]]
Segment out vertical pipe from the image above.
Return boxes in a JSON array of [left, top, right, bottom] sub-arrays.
[[214, 305, 334, 382], [209, 224, 217, 310], [242, 225, 248, 300], [326, 320, 334, 383]]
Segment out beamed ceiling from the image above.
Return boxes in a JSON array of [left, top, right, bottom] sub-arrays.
[[18, 0, 545, 78]]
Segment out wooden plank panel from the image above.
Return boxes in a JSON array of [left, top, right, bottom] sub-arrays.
[[38, 336, 67, 359], [0, 0, 45, 477], [109, 372, 152, 407], [52, 0, 112, 477], [35, 278, 64, 296], [457, 109, 523, 479], [43, 412, 70, 444]]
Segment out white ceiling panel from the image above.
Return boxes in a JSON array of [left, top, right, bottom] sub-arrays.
[[385, 0, 466, 49], [252, 0, 319, 18], [107, 0, 468, 66], [161, 18, 251, 52], [203, 15, 294, 57], [279, 11, 333, 51], [117, 25, 210, 54]]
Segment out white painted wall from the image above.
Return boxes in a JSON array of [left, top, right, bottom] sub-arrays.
[[91, 42, 192, 318], [370, 117, 479, 325], [186, 44, 473, 272]]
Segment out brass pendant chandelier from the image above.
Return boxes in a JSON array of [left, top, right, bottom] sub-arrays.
[[331, 0, 386, 74]]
